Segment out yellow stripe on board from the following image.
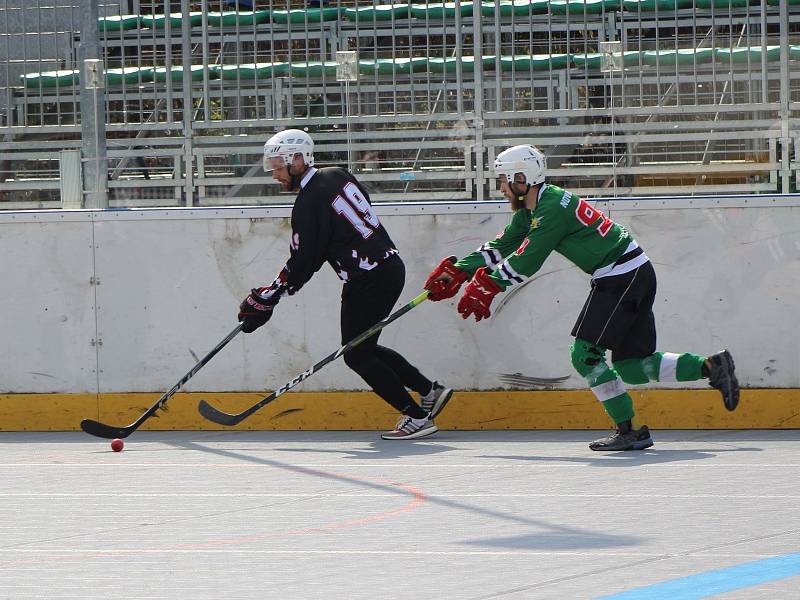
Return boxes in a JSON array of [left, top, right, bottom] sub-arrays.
[[0, 389, 798, 431]]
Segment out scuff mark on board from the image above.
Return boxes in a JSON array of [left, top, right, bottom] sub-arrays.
[[272, 408, 304, 419], [492, 266, 576, 318], [497, 372, 570, 389]]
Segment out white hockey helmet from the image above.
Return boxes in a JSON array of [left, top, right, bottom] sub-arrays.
[[263, 129, 315, 172], [493, 144, 546, 185]]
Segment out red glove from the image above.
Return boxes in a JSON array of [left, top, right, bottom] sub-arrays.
[[424, 256, 469, 301], [457, 267, 502, 322]]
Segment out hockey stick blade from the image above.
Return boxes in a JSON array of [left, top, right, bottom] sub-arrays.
[[198, 397, 253, 426], [79, 323, 243, 439], [80, 418, 137, 440], [198, 290, 430, 426]]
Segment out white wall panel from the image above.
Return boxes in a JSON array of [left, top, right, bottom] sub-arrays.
[[92, 215, 348, 393], [0, 199, 797, 393], [0, 217, 97, 392]]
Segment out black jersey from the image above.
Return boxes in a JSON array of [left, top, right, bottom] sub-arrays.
[[282, 166, 398, 292]]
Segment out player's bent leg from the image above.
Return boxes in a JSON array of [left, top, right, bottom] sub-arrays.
[[368, 345, 453, 422], [370, 345, 453, 418], [372, 345, 432, 394], [343, 347, 428, 419], [614, 352, 707, 385], [570, 339, 652, 451], [344, 348, 437, 440], [614, 350, 738, 411], [571, 339, 634, 424]]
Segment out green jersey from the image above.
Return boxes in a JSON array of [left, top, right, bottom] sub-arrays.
[[456, 184, 634, 290]]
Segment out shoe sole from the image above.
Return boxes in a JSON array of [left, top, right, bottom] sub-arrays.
[[428, 388, 454, 419], [718, 350, 740, 412], [724, 387, 740, 412], [381, 425, 439, 441], [590, 438, 654, 451]]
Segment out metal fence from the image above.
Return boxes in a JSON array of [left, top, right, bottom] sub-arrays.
[[1, 0, 798, 208]]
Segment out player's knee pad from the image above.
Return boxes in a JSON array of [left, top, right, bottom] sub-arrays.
[[570, 339, 607, 378]]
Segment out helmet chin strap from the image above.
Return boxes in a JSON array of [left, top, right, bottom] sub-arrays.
[[510, 182, 531, 207], [508, 181, 533, 211]]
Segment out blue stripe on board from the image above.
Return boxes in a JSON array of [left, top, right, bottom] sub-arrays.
[[596, 552, 800, 600]]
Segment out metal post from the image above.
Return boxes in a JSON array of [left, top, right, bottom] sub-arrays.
[[602, 41, 622, 198], [759, 0, 768, 105], [471, 0, 485, 202], [59, 150, 83, 209], [181, 0, 194, 205], [778, 0, 790, 193], [336, 50, 358, 174], [795, 138, 799, 191], [78, 0, 107, 208]]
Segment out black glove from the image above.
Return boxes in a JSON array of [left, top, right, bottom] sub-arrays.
[[238, 287, 280, 333]]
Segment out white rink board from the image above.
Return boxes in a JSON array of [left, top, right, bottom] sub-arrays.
[[0, 196, 798, 394], [0, 218, 98, 393]]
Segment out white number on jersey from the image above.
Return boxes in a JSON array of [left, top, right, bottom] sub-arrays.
[[332, 182, 381, 239]]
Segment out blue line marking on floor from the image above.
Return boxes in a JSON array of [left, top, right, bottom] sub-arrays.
[[596, 552, 800, 600]]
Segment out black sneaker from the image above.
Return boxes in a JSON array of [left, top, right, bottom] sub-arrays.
[[707, 350, 739, 412], [590, 422, 654, 451]]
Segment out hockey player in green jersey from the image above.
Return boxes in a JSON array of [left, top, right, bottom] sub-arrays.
[[423, 144, 740, 451]]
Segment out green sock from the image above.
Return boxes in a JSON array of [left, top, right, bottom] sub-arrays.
[[602, 392, 635, 424], [615, 352, 707, 384]]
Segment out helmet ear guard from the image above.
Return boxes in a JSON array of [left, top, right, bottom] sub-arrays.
[[263, 129, 315, 172]]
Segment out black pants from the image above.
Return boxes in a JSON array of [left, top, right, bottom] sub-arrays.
[[571, 260, 657, 362], [340, 255, 432, 418]]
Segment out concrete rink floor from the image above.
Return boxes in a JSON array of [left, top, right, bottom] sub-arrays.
[[1, 430, 799, 600]]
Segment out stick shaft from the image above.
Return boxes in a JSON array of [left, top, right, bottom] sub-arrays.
[[198, 291, 429, 426], [81, 323, 243, 438]]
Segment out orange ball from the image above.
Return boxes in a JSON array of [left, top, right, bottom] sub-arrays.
[[110, 438, 124, 452]]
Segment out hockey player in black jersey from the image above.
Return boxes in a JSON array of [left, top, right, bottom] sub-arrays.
[[237, 129, 453, 440]]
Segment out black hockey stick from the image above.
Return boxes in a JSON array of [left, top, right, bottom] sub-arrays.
[[198, 290, 430, 426], [80, 323, 244, 439]]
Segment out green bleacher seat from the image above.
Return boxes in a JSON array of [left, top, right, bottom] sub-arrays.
[[19, 45, 799, 88], [94, 0, 791, 32]]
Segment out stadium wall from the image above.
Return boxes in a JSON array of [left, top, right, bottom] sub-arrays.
[[0, 196, 798, 431]]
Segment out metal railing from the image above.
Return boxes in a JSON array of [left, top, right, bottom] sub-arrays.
[[0, 0, 797, 208]]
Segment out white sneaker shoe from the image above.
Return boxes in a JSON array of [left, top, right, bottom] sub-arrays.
[[381, 414, 438, 440], [420, 382, 454, 419]]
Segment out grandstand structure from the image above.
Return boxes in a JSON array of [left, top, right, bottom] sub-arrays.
[[0, 0, 798, 208]]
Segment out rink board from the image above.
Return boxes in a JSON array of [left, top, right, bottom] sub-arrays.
[[0, 195, 798, 431], [0, 389, 797, 431]]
